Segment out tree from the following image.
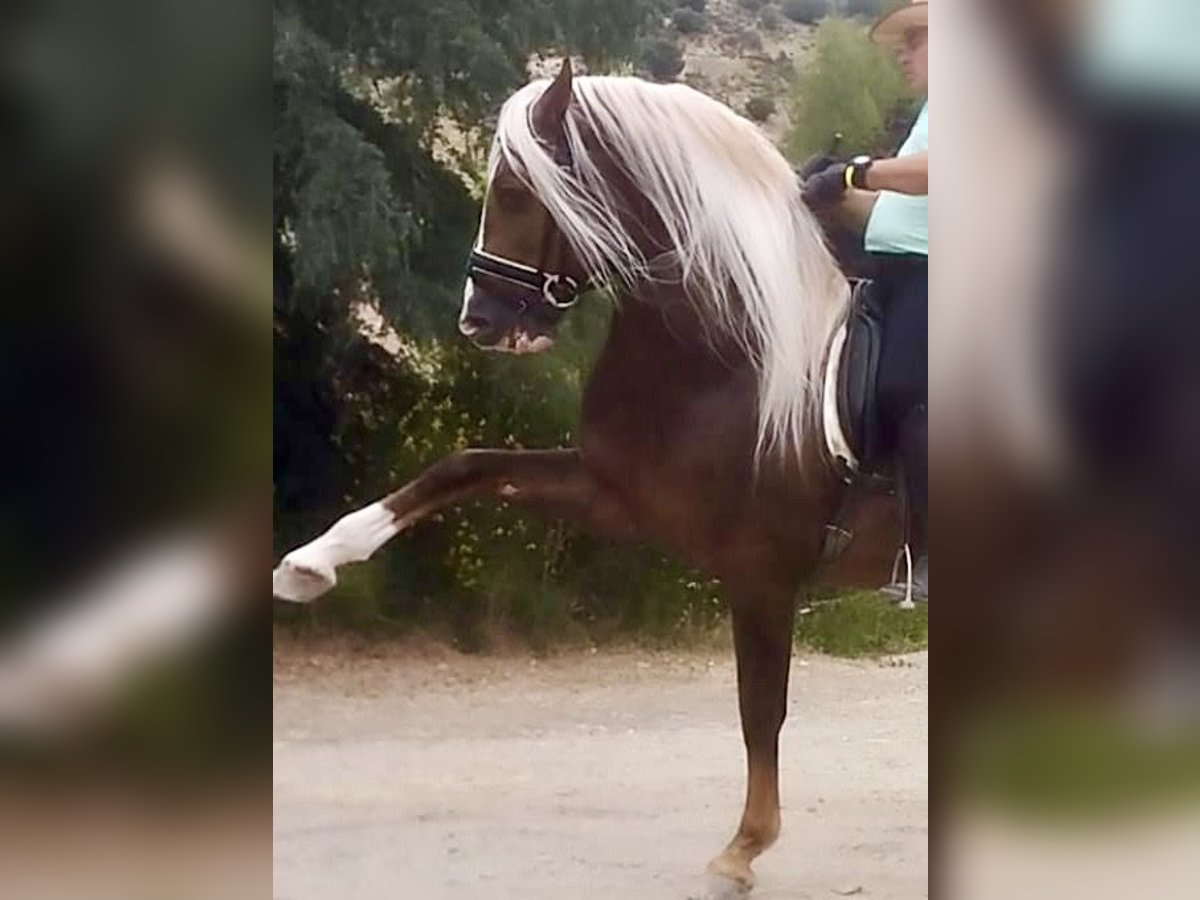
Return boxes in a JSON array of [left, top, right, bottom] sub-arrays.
[[746, 94, 777, 122], [784, 16, 915, 161], [273, 0, 660, 333], [671, 8, 707, 34], [640, 37, 687, 81], [845, 0, 890, 17], [782, 0, 828, 24], [273, 0, 724, 643]]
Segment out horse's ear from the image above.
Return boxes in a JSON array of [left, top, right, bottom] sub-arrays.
[[531, 58, 573, 143]]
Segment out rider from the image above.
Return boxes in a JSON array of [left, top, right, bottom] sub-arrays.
[[800, 0, 929, 601]]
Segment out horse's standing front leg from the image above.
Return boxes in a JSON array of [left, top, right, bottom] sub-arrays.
[[273, 448, 635, 602], [700, 588, 796, 899]]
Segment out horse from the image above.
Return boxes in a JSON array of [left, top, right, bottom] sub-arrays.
[[273, 60, 903, 898]]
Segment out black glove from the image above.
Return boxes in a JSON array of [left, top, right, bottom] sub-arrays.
[[801, 162, 850, 207], [796, 154, 839, 181]]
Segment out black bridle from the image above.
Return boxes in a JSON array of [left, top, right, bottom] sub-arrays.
[[466, 246, 583, 311], [466, 120, 586, 312]]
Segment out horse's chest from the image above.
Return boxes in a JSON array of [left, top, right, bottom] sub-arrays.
[[580, 364, 761, 535]]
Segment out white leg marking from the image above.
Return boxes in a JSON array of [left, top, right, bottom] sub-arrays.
[[690, 873, 751, 900], [272, 502, 400, 603]]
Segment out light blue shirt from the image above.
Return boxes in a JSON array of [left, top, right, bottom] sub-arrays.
[[1080, 0, 1200, 101], [864, 100, 928, 257]]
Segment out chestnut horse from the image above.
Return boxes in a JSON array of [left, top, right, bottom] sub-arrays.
[[274, 62, 900, 898]]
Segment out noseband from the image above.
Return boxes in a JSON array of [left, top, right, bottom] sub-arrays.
[[467, 247, 583, 311]]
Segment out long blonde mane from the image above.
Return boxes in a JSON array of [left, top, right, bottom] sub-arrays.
[[491, 75, 849, 459]]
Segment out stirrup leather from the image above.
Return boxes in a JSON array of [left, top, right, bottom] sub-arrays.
[[887, 543, 917, 610]]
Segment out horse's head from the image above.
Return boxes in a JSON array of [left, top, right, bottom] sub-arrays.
[[460, 61, 586, 354]]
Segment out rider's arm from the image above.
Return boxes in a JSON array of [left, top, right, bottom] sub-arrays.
[[858, 152, 928, 196], [833, 189, 880, 234]]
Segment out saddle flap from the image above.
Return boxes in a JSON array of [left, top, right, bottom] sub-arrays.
[[837, 281, 888, 469]]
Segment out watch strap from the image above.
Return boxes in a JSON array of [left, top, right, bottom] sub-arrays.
[[850, 157, 873, 190]]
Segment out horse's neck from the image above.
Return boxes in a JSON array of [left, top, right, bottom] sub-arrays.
[[580, 288, 761, 462], [610, 287, 750, 379], [581, 288, 842, 577]]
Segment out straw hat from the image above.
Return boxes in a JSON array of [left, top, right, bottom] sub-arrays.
[[870, 0, 928, 47]]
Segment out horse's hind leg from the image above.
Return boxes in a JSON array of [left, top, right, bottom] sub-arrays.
[[701, 588, 796, 898], [273, 448, 635, 601]]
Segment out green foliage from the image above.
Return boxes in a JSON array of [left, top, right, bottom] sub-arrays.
[[845, 0, 891, 17], [273, 0, 660, 328], [781, 0, 828, 24], [745, 94, 776, 121], [960, 705, 1200, 818], [784, 16, 915, 161], [794, 591, 927, 657], [671, 8, 707, 34], [275, 296, 738, 648], [282, 107, 411, 298], [759, 5, 785, 30], [639, 36, 686, 81]]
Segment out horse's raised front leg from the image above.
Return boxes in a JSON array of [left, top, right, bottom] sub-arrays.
[[699, 587, 796, 899], [273, 448, 635, 602]]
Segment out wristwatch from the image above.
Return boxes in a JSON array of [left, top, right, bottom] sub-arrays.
[[846, 155, 874, 190]]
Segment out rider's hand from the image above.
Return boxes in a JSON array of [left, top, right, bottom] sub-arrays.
[[801, 162, 850, 207], [796, 154, 839, 181]]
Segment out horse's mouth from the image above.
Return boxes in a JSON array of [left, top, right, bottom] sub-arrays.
[[491, 329, 555, 355]]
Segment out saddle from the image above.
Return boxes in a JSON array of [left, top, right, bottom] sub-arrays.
[[822, 279, 891, 480], [819, 279, 898, 565]]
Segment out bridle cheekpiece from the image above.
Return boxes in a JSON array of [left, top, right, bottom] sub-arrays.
[[466, 104, 586, 313]]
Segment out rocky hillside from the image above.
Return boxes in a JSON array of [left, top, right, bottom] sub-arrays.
[[672, 0, 821, 146], [527, 3, 823, 148]]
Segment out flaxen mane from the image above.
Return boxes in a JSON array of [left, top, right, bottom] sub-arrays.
[[491, 75, 850, 459]]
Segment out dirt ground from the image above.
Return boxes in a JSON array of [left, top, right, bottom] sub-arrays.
[[273, 641, 927, 900]]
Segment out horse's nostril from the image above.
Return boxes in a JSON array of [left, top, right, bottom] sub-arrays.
[[460, 315, 491, 337]]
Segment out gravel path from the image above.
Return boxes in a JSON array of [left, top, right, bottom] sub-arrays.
[[273, 643, 927, 899]]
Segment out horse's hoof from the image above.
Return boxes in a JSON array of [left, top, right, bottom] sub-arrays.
[[688, 872, 751, 900], [272, 552, 336, 603]]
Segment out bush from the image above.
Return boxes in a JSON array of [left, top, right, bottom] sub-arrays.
[[745, 94, 776, 122], [846, 0, 889, 16], [784, 17, 915, 160], [759, 5, 784, 30], [678, 0, 707, 11], [795, 591, 928, 657], [640, 37, 685, 82], [671, 7, 707, 34], [738, 0, 766, 9], [781, 0, 827, 24]]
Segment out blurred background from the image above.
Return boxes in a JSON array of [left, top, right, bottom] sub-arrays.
[[0, 0, 269, 897], [936, 1, 1200, 897]]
